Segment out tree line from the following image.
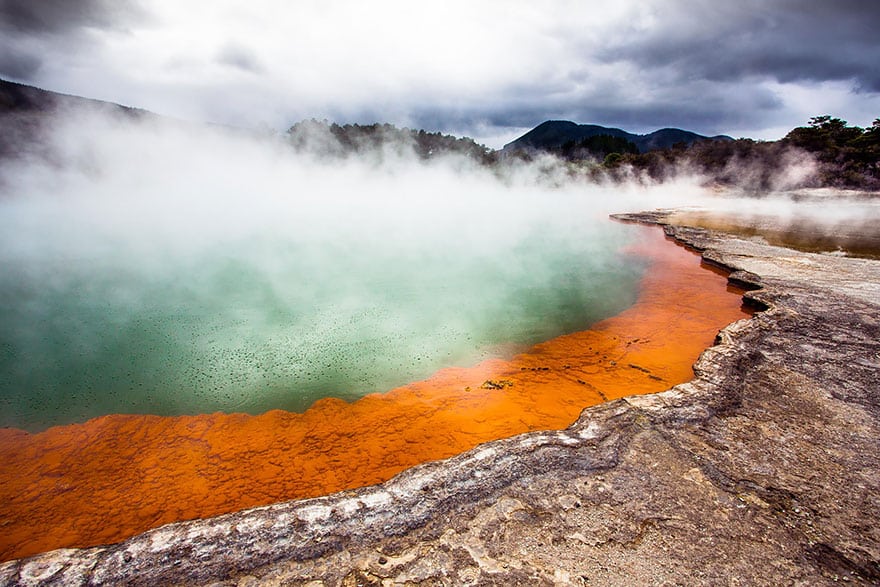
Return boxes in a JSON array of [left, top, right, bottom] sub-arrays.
[[286, 117, 880, 192], [606, 116, 880, 191], [287, 120, 494, 164]]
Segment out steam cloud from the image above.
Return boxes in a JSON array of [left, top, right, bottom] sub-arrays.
[[1, 105, 876, 431], [0, 105, 649, 430]]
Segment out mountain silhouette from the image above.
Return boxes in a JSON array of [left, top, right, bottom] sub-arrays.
[[504, 120, 732, 153]]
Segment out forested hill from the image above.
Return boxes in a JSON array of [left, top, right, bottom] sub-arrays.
[[0, 78, 148, 162], [504, 120, 733, 154], [612, 116, 880, 191], [0, 78, 148, 117], [2, 79, 877, 191], [286, 119, 493, 163]]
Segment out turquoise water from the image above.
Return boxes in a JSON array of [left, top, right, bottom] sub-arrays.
[[0, 118, 650, 431], [0, 217, 645, 431]]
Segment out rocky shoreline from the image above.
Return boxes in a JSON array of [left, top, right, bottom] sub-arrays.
[[2, 211, 879, 586]]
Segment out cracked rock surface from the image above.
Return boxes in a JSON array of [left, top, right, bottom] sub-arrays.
[[2, 211, 879, 586]]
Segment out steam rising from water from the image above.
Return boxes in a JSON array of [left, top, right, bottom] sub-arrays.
[[0, 108, 659, 431], [2, 107, 878, 431]]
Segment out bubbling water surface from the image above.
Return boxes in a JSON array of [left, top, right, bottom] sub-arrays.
[[0, 212, 644, 430]]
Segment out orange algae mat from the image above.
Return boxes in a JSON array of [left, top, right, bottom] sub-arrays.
[[0, 226, 752, 561]]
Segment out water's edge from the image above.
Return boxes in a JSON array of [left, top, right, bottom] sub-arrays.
[[3, 212, 879, 586]]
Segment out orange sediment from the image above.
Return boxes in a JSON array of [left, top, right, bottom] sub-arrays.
[[0, 226, 752, 561]]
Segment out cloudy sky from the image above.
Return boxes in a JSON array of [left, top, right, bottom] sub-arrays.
[[1, 0, 879, 147]]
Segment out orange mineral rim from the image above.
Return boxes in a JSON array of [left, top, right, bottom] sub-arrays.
[[0, 225, 752, 561]]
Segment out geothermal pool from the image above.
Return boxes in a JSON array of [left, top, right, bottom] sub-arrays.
[[0, 117, 751, 561], [0, 212, 646, 431], [0, 224, 752, 561], [0, 113, 659, 432]]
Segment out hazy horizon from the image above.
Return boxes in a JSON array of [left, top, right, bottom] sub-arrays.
[[2, 1, 879, 148]]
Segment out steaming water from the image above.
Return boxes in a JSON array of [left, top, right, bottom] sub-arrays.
[[0, 222, 646, 431], [0, 112, 648, 432], [0, 217, 644, 432]]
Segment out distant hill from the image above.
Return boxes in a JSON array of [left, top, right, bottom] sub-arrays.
[[0, 78, 149, 163], [287, 119, 493, 163], [504, 120, 732, 154], [0, 78, 148, 117], [4, 79, 875, 190]]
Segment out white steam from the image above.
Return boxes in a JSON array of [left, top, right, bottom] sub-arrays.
[[1, 104, 875, 431]]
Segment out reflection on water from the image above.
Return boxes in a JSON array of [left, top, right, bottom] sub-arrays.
[[669, 207, 880, 259], [0, 226, 753, 561]]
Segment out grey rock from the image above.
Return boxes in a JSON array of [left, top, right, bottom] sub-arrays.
[[3, 210, 879, 586]]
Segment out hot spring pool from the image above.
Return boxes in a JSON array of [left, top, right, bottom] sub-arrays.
[[0, 217, 645, 431], [0, 116, 653, 433]]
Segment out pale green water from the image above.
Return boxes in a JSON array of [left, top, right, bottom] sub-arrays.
[[0, 219, 645, 431], [0, 116, 651, 431]]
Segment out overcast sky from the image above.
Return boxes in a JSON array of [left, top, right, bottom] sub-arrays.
[[2, 0, 879, 147]]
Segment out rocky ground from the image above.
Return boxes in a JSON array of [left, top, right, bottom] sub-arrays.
[[2, 211, 879, 586]]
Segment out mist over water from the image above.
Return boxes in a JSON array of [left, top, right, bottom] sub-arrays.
[[0, 108, 655, 431]]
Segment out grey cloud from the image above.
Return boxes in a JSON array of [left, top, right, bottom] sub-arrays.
[[406, 74, 786, 140], [597, 0, 880, 92], [0, 0, 146, 36], [0, 41, 42, 79], [0, 0, 149, 81], [262, 0, 880, 140], [403, 3, 847, 140], [2, 0, 875, 145], [0, 0, 149, 82], [216, 43, 263, 73]]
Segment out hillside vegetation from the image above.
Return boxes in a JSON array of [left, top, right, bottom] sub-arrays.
[[287, 119, 494, 164], [350, 112, 880, 192], [505, 116, 880, 192], [609, 116, 880, 191], [2, 79, 877, 192], [503, 120, 731, 154]]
